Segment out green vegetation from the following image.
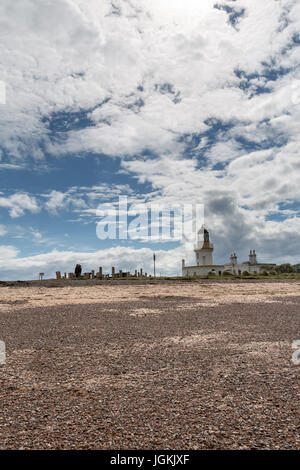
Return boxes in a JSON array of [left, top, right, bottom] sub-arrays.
[[179, 271, 300, 281], [275, 263, 296, 273]]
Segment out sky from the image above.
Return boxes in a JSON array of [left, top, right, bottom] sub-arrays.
[[0, 0, 300, 280]]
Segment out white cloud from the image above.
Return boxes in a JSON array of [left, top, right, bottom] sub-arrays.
[[0, 193, 39, 218], [0, 245, 19, 261], [44, 190, 71, 215], [0, 163, 23, 170], [43, 184, 137, 216], [1, 0, 299, 162], [0, 225, 7, 236]]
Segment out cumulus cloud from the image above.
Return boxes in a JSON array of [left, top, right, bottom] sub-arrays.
[[0, 245, 19, 261], [0, 193, 39, 218], [44, 190, 87, 215], [1, 0, 299, 162]]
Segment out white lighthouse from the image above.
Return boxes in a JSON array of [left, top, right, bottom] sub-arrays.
[[194, 225, 214, 266], [182, 227, 276, 277]]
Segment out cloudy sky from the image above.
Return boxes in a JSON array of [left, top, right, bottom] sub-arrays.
[[0, 0, 300, 280]]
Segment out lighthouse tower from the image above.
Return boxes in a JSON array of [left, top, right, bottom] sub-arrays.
[[249, 250, 257, 265], [194, 226, 214, 266]]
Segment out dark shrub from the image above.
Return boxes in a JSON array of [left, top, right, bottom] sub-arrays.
[[275, 264, 295, 273]]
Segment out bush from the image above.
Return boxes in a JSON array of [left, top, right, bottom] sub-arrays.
[[275, 264, 295, 274], [242, 271, 250, 276]]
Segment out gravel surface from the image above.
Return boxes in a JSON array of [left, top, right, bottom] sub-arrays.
[[1, 280, 300, 313], [0, 282, 299, 449]]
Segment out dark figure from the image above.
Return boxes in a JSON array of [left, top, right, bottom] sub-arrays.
[[204, 229, 210, 243], [75, 264, 82, 278]]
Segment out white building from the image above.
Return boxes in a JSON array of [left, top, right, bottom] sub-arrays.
[[182, 226, 276, 277]]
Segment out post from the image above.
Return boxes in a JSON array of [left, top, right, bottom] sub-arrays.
[[153, 253, 156, 277], [112, 267, 115, 278]]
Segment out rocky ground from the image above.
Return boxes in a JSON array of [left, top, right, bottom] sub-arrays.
[[0, 281, 299, 449]]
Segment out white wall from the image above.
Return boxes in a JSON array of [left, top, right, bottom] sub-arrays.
[[183, 266, 223, 277]]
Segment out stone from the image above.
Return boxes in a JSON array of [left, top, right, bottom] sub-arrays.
[[75, 264, 82, 278]]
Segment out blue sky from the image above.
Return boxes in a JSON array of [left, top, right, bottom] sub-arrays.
[[0, 0, 300, 279]]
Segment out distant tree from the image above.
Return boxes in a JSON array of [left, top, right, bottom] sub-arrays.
[[275, 264, 295, 274], [75, 264, 82, 278]]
